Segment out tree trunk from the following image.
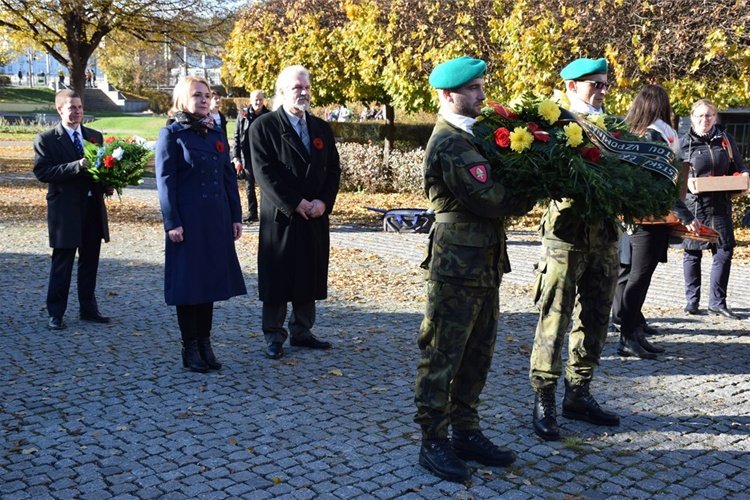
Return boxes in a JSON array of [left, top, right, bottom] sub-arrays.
[[383, 103, 395, 164]]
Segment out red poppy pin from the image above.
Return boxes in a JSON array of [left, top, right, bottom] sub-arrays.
[[468, 164, 488, 183], [312, 137, 324, 150], [215, 140, 226, 153], [89, 136, 99, 144]]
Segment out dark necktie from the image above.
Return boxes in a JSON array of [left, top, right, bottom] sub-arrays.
[[73, 131, 84, 157], [297, 119, 311, 154]]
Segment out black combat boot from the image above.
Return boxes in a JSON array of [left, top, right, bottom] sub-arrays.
[[562, 380, 619, 426], [533, 387, 560, 440], [182, 339, 209, 373], [635, 327, 665, 354], [419, 438, 471, 483], [197, 336, 222, 370], [617, 329, 657, 359], [452, 429, 515, 467]]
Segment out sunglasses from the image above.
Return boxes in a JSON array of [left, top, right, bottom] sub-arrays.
[[577, 80, 612, 91]]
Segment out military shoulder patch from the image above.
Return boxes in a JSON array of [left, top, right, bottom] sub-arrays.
[[467, 164, 489, 183]]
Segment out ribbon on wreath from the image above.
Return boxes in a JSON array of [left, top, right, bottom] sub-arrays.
[[575, 117, 679, 185]]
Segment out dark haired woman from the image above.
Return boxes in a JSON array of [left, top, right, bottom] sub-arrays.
[[612, 84, 700, 359]]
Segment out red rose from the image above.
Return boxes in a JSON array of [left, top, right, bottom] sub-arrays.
[[215, 140, 226, 153], [494, 127, 510, 148], [104, 136, 116, 144], [488, 101, 517, 119], [611, 131, 622, 139], [526, 123, 550, 142], [581, 146, 601, 163], [103, 155, 116, 169], [313, 137, 324, 150]]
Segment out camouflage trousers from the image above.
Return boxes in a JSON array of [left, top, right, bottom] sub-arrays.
[[414, 280, 499, 439], [530, 245, 618, 390]]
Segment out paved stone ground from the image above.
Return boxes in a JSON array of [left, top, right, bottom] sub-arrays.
[[2, 176, 750, 499]]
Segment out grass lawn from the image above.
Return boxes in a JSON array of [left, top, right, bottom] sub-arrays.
[[0, 87, 57, 112]]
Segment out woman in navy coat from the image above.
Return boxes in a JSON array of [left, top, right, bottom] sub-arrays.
[[156, 76, 247, 372]]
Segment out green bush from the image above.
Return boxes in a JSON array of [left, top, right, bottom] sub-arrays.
[[222, 99, 238, 119], [141, 90, 171, 114], [0, 75, 11, 87], [330, 122, 434, 148], [338, 142, 424, 194], [734, 190, 750, 227]]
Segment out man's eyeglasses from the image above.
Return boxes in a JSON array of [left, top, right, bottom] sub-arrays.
[[577, 80, 612, 91]]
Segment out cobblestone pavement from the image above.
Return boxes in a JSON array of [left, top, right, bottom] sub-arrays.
[[1, 177, 749, 499]]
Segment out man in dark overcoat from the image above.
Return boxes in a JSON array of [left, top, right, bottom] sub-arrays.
[[33, 89, 110, 330], [233, 89, 269, 223], [250, 65, 341, 360]]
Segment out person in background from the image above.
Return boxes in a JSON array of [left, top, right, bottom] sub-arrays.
[[208, 89, 228, 137], [249, 65, 340, 361], [612, 84, 701, 359], [233, 89, 269, 223], [530, 57, 620, 442], [415, 56, 534, 483], [155, 76, 247, 373], [679, 99, 749, 319], [33, 89, 110, 330]]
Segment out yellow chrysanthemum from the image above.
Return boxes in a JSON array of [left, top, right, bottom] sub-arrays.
[[564, 123, 584, 147], [537, 100, 561, 124], [587, 113, 605, 128], [509, 126, 534, 152]]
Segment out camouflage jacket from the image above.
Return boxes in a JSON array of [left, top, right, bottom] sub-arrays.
[[539, 199, 620, 252], [421, 117, 535, 288]]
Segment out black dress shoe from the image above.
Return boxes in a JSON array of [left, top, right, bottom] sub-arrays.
[[419, 439, 470, 483], [48, 316, 66, 330], [242, 215, 259, 224], [617, 336, 657, 360], [708, 306, 741, 320], [182, 340, 210, 373], [562, 381, 620, 427], [80, 311, 110, 324], [266, 342, 285, 359], [290, 335, 331, 349], [452, 429, 515, 467], [636, 329, 665, 354], [533, 388, 560, 441], [684, 305, 700, 315]]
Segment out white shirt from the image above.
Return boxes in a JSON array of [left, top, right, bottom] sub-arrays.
[[61, 123, 83, 144], [439, 109, 477, 136], [567, 92, 603, 115]]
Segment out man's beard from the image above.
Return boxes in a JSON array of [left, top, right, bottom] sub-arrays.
[[292, 100, 309, 113]]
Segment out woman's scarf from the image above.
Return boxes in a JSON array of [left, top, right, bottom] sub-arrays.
[[648, 118, 680, 154], [173, 111, 214, 136]]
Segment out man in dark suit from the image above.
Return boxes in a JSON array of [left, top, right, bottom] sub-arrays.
[[233, 89, 269, 223], [250, 66, 341, 360], [33, 89, 110, 330]]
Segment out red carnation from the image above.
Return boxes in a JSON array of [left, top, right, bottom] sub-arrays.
[[103, 155, 116, 169], [313, 137, 324, 150], [581, 146, 601, 163], [215, 140, 226, 153], [104, 136, 116, 144], [488, 101, 517, 120], [494, 127, 511, 148]]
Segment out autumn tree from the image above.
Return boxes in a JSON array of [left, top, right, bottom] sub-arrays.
[[0, 0, 232, 101]]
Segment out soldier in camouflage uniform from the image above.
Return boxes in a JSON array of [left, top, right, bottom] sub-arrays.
[[530, 58, 621, 441], [414, 56, 535, 483]]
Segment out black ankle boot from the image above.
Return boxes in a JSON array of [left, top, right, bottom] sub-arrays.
[[197, 337, 222, 370], [419, 438, 470, 483], [636, 328, 665, 354], [182, 340, 209, 373], [452, 429, 515, 466], [562, 380, 619, 426], [617, 331, 657, 359], [533, 387, 560, 440]]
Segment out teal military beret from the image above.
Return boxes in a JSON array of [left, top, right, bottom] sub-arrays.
[[429, 56, 487, 89], [560, 58, 609, 80]]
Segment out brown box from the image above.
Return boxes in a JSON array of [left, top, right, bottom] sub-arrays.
[[688, 175, 749, 194]]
